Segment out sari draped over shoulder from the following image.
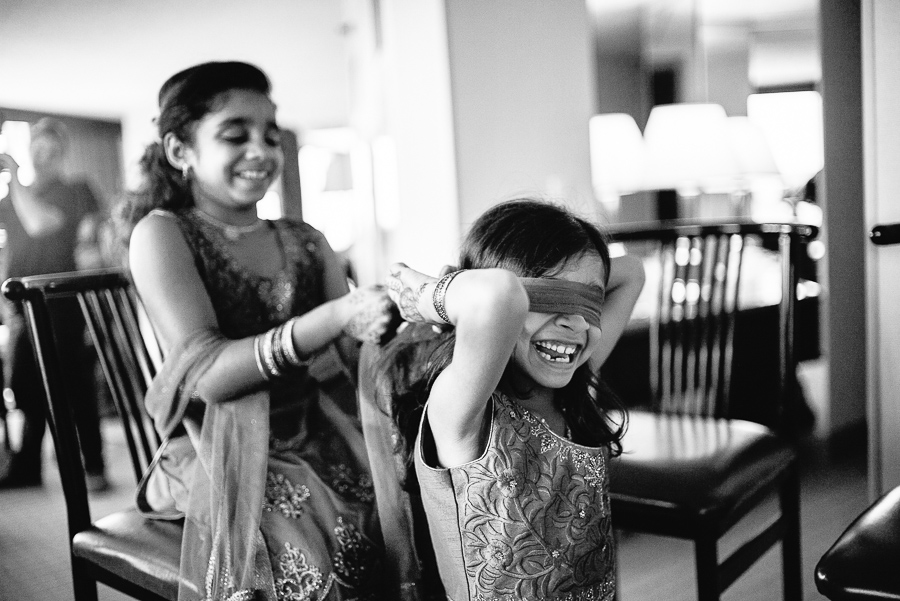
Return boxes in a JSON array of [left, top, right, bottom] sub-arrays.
[[140, 210, 383, 601]]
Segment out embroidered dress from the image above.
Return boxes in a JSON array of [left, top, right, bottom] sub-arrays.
[[415, 392, 616, 601], [142, 209, 383, 601]]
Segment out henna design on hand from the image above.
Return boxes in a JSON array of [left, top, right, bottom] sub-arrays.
[[343, 287, 392, 343], [397, 282, 427, 323]]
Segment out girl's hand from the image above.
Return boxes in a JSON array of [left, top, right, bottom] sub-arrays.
[[340, 285, 396, 343], [386, 262, 442, 325]]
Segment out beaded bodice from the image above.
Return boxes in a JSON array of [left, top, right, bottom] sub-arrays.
[[415, 392, 617, 601], [172, 210, 325, 339]]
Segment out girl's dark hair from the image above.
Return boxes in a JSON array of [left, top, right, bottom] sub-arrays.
[[381, 198, 626, 489], [118, 61, 272, 230]]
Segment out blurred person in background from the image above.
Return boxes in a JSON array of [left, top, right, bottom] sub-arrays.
[[0, 114, 108, 491]]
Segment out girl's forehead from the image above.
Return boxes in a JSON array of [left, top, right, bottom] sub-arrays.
[[553, 252, 606, 286]]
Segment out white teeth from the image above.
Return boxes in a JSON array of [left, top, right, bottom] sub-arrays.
[[535, 341, 577, 355], [536, 349, 573, 363], [237, 170, 267, 180]]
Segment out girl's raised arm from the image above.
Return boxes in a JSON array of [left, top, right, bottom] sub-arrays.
[[589, 253, 645, 371], [388, 265, 529, 466]]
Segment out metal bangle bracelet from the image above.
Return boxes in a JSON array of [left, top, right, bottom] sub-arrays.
[[432, 269, 466, 325]]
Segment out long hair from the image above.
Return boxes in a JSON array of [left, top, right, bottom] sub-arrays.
[[118, 61, 272, 231], [381, 198, 626, 489]]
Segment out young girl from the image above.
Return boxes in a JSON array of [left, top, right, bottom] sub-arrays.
[[385, 199, 644, 600], [126, 61, 394, 600]]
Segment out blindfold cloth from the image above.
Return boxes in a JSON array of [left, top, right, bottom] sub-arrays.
[[520, 278, 605, 328]]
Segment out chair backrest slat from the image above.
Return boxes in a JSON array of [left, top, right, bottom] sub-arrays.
[[116, 287, 159, 390], [104, 287, 158, 454]]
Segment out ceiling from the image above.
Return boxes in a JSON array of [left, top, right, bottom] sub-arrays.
[[589, 0, 819, 62], [0, 0, 821, 135], [0, 0, 352, 132]]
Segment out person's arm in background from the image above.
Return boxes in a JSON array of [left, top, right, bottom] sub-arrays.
[[0, 153, 64, 237], [74, 181, 106, 270]]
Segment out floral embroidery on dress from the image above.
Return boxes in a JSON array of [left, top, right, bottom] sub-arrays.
[[470, 581, 615, 601], [328, 464, 375, 504], [331, 517, 379, 590], [264, 471, 312, 519], [517, 404, 608, 496], [272, 518, 380, 601], [557, 446, 608, 497], [274, 542, 333, 601], [452, 393, 616, 599]]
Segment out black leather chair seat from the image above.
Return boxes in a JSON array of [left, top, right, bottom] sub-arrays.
[[72, 508, 183, 601], [815, 486, 900, 601], [610, 410, 796, 519]]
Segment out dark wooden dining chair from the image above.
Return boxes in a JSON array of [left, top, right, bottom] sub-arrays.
[[815, 484, 900, 600], [2, 268, 181, 601], [605, 221, 817, 601]]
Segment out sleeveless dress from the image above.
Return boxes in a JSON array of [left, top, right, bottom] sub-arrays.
[[414, 391, 616, 601], [144, 209, 384, 601]]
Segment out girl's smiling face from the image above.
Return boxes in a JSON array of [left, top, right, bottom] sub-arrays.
[[183, 88, 283, 217], [509, 252, 606, 391]]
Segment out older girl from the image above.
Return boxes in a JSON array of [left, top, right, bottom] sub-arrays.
[[126, 61, 392, 600]]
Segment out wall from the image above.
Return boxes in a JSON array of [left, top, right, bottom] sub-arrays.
[[376, 0, 461, 274], [595, 55, 647, 123], [705, 38, 752, 116], [820, 0, 867, 441], [0, 0, 353, 188], [445, 0, 599, 229], [863, 0, 900, 494]]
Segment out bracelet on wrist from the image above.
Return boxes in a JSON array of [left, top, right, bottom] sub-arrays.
[[280, 317, 304, 367], [254, 319, 309, 381], [432, 269, 467, 325], [253, 334, 270, 381], [261, 327, 282, 379]]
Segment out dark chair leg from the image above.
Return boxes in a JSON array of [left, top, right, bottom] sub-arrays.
[[695, 532, 720, 601], [71, 558, 99, 601], [780, 466, 803, 601]]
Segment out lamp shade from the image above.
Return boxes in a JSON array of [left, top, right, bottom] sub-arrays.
[[324, 152, 354, 192], [725, 116, 780, 178], [589, 113, 647, 197], [643, 103, 739, 194]]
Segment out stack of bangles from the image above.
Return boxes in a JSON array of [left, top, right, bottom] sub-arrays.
[[253, 317, 307, 380], [432, 269, 467, 325]]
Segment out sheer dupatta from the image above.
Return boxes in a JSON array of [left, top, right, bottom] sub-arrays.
[[144, 329, 277, 600]]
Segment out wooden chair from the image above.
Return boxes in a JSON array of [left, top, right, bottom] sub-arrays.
[[815, 485, 900, 600], [2, 268, 181, 601], [604, 221, 816, 601]]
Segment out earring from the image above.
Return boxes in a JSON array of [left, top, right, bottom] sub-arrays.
[[181, 164, 190, 181]]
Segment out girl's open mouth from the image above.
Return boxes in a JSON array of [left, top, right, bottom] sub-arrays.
[[533, 340, 580, 364]]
